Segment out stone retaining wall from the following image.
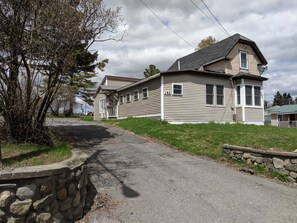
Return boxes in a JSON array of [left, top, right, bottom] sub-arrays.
[[223, 144, 297, 183], [0, 150, 89, 223]]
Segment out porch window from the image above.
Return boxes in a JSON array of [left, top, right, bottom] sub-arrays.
[[119, 95, 124, 104], [237, 86, 241, 105], [143, 87, 148, 99], [206, 84, 214, 105], [245, 85, 252, 105], [172, 83, 183, 95], [134, 90, 139, 101], [216, 85, 224, 105], [240, 51, 248, 69], [126, 93, 131, 103], [254, 86, 261, 106]]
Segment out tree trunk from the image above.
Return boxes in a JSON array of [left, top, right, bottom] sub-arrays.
[[0, 143, 2, 168]]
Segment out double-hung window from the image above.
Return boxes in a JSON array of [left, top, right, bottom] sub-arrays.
[[134, 90, 139, 101], [143, 87, 148, 99], [119, 95, 124, 104], [206, 84, 214, 105], [236, 86, 241, 105], [126, 93, 131, 103], [240, 51, 248, 69], [172, 84, 183, 95], [254, 86, 261, 106], [216, 85, 224, 105], [245, 85, 252, 105]]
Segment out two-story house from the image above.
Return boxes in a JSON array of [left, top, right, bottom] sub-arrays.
[[94, 33, 268, 124]]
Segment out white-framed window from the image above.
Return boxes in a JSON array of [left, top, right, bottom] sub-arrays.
[[240, 51, 248, 69], [245, 85, 252, 105], [134, 90, 139, 101], [206, 84, 225, 106], [119, 95, 124, 104], [216, 85, 224, 105], [206, 84, 214, 105], [143, 87, 148, 99], [126, 93, 131, 103], [236, 86, 241, 105], [254, 86, 261, 106], [172, 83, 183, 95], [99, 99, 105, 112]]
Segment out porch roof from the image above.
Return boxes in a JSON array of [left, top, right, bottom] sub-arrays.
[[98, 85, 119, 94], [100, 85, 119, 91], [270, 104, 297, 115]]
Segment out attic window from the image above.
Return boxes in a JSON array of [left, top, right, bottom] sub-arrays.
[[240, 51, 248, 69], [172, 83, 183, 95]]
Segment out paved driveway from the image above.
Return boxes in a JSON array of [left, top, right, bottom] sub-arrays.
[[51, 118, 297, 223]]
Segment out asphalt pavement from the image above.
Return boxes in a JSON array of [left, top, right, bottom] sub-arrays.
[[50, 118, 297, 223]]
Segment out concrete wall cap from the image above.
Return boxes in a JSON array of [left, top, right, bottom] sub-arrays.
[[0, 150, 89, 181]]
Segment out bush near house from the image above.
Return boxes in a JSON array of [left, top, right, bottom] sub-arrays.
[[106, 118, 297, 159]]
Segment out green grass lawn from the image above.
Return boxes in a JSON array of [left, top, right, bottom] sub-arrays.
[[79, 115, 94, 122], [106, 118, 297, 159], [1, 142, 72, 168]]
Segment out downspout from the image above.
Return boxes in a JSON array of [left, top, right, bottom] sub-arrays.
[[161, 75, 164, 120]]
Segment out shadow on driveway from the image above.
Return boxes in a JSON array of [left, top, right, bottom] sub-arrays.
[[54, 122, 140, 218]]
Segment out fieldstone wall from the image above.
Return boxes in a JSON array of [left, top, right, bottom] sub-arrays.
[[223, 144, 297, 183], [0, 150, 89, 223]]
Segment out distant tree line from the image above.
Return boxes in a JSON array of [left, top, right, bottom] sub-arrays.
[[272, 91, 296, 106]]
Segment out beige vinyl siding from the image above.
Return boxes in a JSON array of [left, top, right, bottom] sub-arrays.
[[244, 79, 262, 86], [118, 77, 161, 118], [226, 43, 261, 75], [163, 74, 234, 123], [204, 60, 226, 73], [107, 79, 137, 87], [94, 93, 106, 120], [236, 107, 242, 122], [245, 107, 263, 122]]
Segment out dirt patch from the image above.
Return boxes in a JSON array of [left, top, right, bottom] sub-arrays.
[[94, 193, 119, 211]]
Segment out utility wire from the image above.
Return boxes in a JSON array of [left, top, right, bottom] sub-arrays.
[[190, 0, 230, 37], [200, 0, 231, 37], [138, 0, 195, 49]]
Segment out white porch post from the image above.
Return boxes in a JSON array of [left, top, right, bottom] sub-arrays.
[[161, 75, 164, 120], [241, 79, 246, 122]]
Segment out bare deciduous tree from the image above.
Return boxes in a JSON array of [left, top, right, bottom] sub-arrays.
[[0, 0, 121, 144]]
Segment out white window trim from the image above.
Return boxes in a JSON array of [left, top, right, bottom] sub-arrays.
[[254, 86, 262, 107], [245, 85, 253, 106], [206, 84, 225, 106], [216, 85, 225, 106], [206, 84, 214, 105], [126, 92, 131, 103], [244, 84, 262, 107], [172, 83, 183, 95], [134, 90, 139, 101], [119, 95, 124, 104], [235, 85, 241, 106], [143, 87, 148, 99], [240, 51, 249, 70]]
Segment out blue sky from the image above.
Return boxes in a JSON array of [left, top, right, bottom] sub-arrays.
[[92, 0, 297, 102]]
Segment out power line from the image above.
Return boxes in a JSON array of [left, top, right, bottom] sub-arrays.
[[200, 0, 231, 37], [190, 0, 230, 37], [138, 0, 195, 49]]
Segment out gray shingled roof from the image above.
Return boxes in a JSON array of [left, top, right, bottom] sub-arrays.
[[168, 33, 267, 72]]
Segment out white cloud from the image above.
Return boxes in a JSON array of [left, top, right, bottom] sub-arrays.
[[92, 0, 297, 101]]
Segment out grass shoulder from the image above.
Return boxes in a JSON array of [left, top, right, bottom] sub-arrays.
[[1, 131, 72, 168]]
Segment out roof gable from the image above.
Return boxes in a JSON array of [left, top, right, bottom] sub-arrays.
[[168, 33, 267, 72]]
